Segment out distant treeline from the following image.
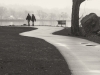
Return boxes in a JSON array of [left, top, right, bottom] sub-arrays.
[[0, 6, 69, 20], [0, 19, 71, 22]]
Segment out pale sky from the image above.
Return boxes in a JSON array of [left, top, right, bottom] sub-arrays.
[[0, 0, 72, 9], [81, 0, 100, 10], [0, 0, 100, 10]]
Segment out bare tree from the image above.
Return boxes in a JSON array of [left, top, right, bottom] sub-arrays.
[[48, 13, 57, 26], [0, 7, 7, 19], [49, 13, 57, 20], [37, 10, 47, 20], [9, 9, 18, 19], [71, 0, 85, 36], [0, 7, 7, 25], [37, 10, 47, 25], [60, 12, 68, 20]]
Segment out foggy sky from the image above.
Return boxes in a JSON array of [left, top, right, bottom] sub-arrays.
[[0, 0, 99, 9], [0, 0, 100, 10], [0, 0, 72, 9]]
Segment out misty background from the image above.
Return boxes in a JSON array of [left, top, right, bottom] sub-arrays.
[[0, 0, 100, 26]]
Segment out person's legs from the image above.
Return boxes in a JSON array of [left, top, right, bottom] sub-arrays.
[[28, 20, 30, 26], [32, 21, 34, 26]]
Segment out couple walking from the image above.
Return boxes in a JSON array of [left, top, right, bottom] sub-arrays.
[[26, 13, 36, 26]]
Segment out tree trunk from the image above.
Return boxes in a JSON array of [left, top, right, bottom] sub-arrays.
[[71, 0, 85, 36]]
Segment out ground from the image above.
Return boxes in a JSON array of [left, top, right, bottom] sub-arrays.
[[0, 26, 71, 75], [53, 27, 100, 44]]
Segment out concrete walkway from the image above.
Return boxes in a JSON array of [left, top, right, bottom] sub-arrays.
[[20, 26, 100, 75]]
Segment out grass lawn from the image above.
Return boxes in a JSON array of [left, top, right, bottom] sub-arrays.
[[0, 26, 71, 75], [53, 27, 71, 36], [53, 27, 100, 44]]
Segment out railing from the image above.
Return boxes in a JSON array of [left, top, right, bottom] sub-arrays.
[[0, 19, 71, 27]]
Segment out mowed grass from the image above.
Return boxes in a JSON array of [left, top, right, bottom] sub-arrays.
[[53, 27, 100, 44], [53, 27, 71, 36], [0, 26, 71, 75]]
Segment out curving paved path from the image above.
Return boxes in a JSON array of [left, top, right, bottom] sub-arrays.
[[20, 26, 100, 75]]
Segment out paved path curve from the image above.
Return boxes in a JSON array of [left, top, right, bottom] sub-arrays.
[[20, 26, 100, 75]]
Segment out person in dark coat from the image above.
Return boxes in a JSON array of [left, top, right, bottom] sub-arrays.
[[31, 14, 36, 26], [26, 13, 31, 26]]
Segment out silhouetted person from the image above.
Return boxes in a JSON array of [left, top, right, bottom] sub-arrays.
[[26, 13, 31, 26], [31, 14, 36, 26]]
